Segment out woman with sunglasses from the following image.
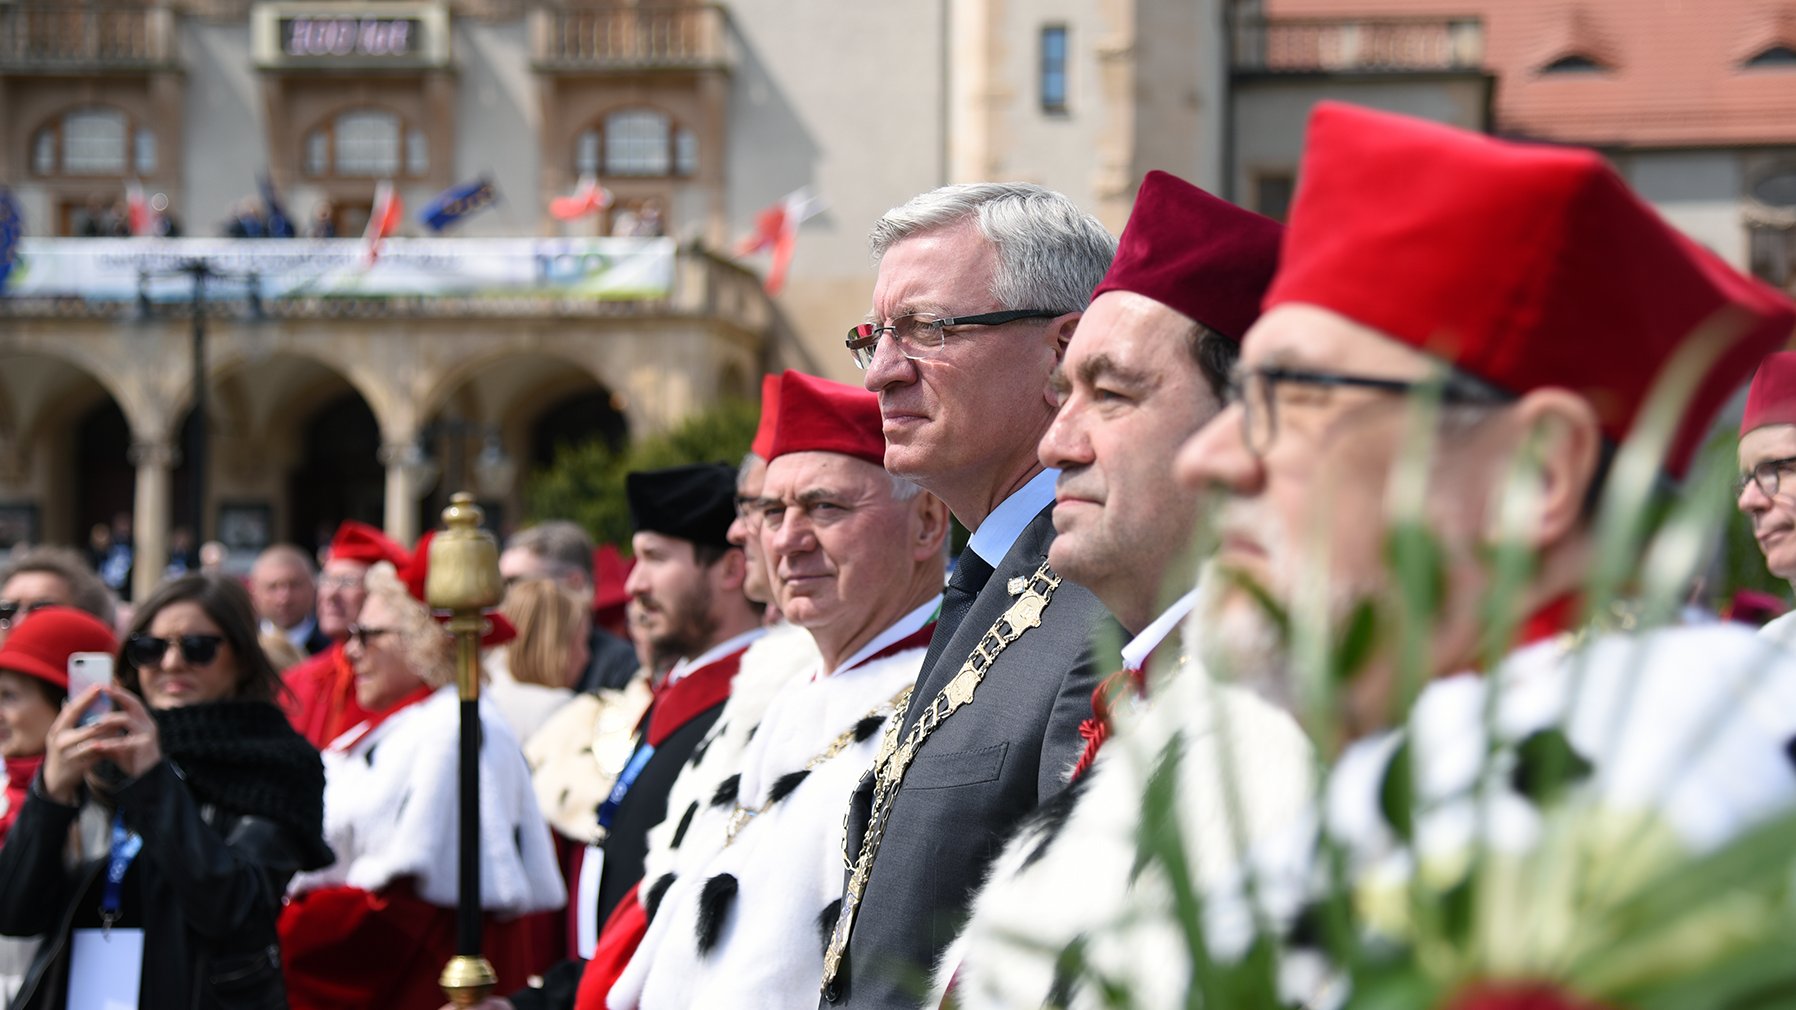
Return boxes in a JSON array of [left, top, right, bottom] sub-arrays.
[[280, 560, 564, 1010], [0, 573, 332, 1010]]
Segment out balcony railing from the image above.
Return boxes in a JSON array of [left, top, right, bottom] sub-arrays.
[[1234, 16, 1484, 74], [531, 4, 729, 72], [0, 6, 176, 70]]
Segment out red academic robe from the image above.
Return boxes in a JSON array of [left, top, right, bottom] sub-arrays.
[[280, 642, 371, 749]]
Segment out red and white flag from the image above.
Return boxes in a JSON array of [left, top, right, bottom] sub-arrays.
[[125, 179, 151, 237], [734, 186, 825, 295], [550, 175, 612, 222], [363, 180, 403, 262]]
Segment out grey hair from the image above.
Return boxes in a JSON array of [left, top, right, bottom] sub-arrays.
[[869, 183, 1117, 315], [888, 474, 922, 502], [505, 520, 594, 583]]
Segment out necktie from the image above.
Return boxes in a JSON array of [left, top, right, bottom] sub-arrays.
[[919, 548, 994, 676]]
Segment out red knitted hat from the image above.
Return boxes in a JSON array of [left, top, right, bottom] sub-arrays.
[[1741, 351, 1796, 434], [1266, 102, 1796, 477], [766, 370, 885, 466], [1092, 170, 1283, 342], [0, 607, 118, 691]]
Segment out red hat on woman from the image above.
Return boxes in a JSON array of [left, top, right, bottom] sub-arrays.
[[399, 531, 517, 647], [0, 607, 118, 691]]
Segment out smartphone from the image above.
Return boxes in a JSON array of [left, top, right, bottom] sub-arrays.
[[67, 652, 115, 727]]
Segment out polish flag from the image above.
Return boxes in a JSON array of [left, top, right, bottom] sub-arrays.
[[362, 180, 403, 262], [734, 187, 825, 296], [126, 179, 151, 237], [550, 175, 612, 221]]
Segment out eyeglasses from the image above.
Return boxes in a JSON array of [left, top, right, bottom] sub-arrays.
[[318, 574, 364, 592], [0, 599, 57, 629], [845, 309, 1063, 369], [1735, 455, 1796, 498], [125, 634, 225, 668], [346, 624, 395, 648], [1227, 365, 1511, 456]]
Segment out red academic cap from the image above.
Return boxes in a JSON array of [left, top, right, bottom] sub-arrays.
[[0, 607, 117, 691], [328, 520, 409, 569], [400, 530, 517, 648], [1092, 170, 1283, 342], [751, 373, 782, 460], [1265, 102, 1796, 477], [1741, 351, 1796, 434], [766, 369, 885, 466]]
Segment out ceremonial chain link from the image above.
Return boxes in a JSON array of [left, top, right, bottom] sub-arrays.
[[821, 562, 1062, 993], [723, 683, 914, 848]]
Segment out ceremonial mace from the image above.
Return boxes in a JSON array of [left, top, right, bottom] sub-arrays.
[[428, 493, 504, 1006]]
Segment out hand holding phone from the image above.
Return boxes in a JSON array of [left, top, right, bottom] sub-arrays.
[[67, 652, 115, 727]]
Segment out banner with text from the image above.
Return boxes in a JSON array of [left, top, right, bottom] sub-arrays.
[[2, 237, 676, 302]]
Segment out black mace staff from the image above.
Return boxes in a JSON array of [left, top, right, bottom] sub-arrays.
[[427, 493, 503, 1005]]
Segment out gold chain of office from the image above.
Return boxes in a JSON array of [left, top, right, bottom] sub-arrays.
[[820, 561, 1062, 994], [722, 682, 914, 848]]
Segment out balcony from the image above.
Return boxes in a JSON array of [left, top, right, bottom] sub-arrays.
[[0, 6, 177, 72], [530, 4, 729, 73], [1234, 16, 1484, 74]]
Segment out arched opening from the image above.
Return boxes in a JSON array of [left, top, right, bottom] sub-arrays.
[[531, 387, 630, 468], [288, 392, 384, 558], [74, 398, 137, 560]]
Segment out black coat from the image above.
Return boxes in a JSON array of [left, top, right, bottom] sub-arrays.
[[0, 761, 312, 1010]]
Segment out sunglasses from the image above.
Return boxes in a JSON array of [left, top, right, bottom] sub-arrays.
[[346, 624, 395, 648], [0, 599, 56, 628], [125, 634, 225, 668]]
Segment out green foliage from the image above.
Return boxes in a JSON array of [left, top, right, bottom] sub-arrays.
[[522, 398, 760, 548]]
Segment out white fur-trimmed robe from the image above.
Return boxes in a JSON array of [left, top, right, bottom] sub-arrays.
[[937, 630, 1316, 1010], [635, 621, 818, 910], [610, 639, 923, 1009], [289, 686, 566, 915]]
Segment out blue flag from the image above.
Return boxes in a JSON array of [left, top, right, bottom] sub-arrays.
[[0, 187, 22, 292], [421, 178, 498, 232], [259, 172, 295, 238]]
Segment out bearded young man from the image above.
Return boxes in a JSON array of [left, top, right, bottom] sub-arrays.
[[1158, 103, 1796, 1004], [606, 370, 949, 1010]]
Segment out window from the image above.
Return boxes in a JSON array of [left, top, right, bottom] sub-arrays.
[[134, 128, 157, 175], [1540, 53, 1606, 73], [303, 107, 428, 179], [1041, 25, 1069, 114], [29, 107, 154, 178], [572, 109, 698, 179], [606, 110, 671, 175], [1254, 172, 1295, 222], [1746, 44, 1796, 68]]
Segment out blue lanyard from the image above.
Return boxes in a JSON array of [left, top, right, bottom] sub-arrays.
[[593, 742, 656, 834], [100, 813, 142, 930]]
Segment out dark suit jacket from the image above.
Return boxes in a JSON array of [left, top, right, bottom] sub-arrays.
[[300, 621, 333, 657], [823, 506, 1111, 1008]]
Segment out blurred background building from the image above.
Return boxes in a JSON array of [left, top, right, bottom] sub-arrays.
[[1, 0, 1792, 597]]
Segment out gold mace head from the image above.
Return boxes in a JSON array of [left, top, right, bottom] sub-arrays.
[[426, 492, 502, 613]]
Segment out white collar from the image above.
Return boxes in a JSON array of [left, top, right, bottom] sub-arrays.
[[667, 626, 767, 685], [822, 594, 943, 680], [966, 468, 1059, 569], [1121, 589, 1201, 672]]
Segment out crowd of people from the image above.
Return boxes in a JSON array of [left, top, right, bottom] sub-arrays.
[[2, 100, 1796, 1010]]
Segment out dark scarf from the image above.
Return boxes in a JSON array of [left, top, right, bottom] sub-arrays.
[[153, 700, 335, 871]]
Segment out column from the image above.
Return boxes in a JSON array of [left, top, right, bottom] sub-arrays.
[[379, 441, 423, 547], [128, 440, 177, 603]]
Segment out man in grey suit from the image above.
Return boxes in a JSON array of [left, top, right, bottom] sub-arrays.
[[821, 183, 1117, 1008]]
